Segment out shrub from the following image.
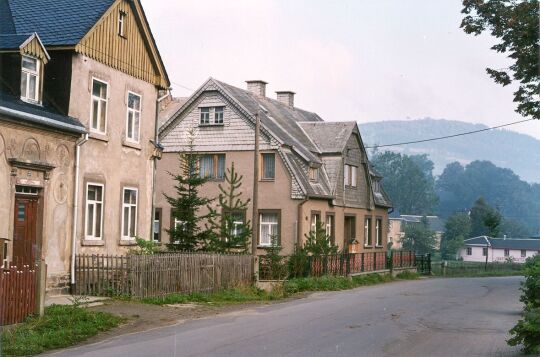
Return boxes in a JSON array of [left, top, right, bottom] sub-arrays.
[[288, 246, 310, 278]]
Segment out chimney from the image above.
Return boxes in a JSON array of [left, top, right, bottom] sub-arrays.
[[246, 80, 267, 97], [276, 91, 295, 108]]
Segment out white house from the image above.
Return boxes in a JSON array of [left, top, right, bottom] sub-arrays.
[[459, 236, 540, 263]]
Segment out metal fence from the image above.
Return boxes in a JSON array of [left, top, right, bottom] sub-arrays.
[[75, 252, 253, 298]]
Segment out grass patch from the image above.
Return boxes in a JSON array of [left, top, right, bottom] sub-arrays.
[[1, 305, 123, 356], [395, 270, 420, 280]]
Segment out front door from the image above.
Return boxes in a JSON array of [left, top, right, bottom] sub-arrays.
[[13, 195, 39, 264], [344, 216, 356, 253]]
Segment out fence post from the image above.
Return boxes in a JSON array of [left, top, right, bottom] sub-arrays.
[[361, 253, 365, 272], [35, 260, 46, 317], [388, 250, 393, 273]]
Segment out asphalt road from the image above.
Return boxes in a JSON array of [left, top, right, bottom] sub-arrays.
[[51, 276, 523, 357]]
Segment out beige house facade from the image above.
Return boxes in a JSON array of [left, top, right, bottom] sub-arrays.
[[157, 79, 392, 255], [0, 0, 169, 292]]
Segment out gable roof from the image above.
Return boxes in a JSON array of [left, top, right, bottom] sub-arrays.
[[1, 0, 114, 46], [464, 236, 540, 250], [298, 121, 356, 154]]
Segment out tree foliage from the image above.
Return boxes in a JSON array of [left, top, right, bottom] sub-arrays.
[[440, 213, 471, 259], [401, 216, 437, 254], [371, 151, 438, 215], [206, 163, 252, 253], [165, 131, 215, 251], [462, 0, 539, 119], [470, 197, 501, 237], [303, 221, 338, 256]]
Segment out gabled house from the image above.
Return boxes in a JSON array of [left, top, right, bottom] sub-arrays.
[[156, 78, 392, 255], [0, 0, 169, 292], [389, 215, 445, 250], [459, 236, 540, 263]]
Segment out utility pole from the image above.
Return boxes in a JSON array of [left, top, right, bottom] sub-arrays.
[[251, 112, 260, 279]]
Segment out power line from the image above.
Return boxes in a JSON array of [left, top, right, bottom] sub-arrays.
[[364, 118, 535, 149], [170, 81, 195, 92]]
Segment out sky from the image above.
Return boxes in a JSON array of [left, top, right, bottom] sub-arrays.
[[142, 0, 540, 140]]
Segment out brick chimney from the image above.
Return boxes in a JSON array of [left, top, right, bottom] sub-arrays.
[[276, 91, 295, 108], [246, 80, 267, 97]]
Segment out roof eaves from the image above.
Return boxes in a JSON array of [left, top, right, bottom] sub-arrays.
[[20, 32, 50, 60], [0, 105, 86, 134]]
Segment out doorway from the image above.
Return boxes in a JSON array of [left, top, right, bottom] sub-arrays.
[[344, 216, 356, 252], [13, 192, 40, 264]]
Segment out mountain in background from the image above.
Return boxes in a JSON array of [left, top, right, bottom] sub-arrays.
[[360, 118, 540, 183]]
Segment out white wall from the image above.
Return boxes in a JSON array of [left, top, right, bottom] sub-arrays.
[[459, 246, 538, 263]]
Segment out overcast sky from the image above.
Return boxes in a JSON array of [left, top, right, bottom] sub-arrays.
[[143, 0, 540, 140]]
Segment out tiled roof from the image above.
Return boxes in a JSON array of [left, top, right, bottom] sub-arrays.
[[1, 0, 114, 45], [464, 236, 540, 250], [298, 121, 356, 154], [0, 33, 31, 49]]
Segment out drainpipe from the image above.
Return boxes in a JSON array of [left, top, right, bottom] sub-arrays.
[[296, 198, 309, 247], [70, 133, 88, 291]]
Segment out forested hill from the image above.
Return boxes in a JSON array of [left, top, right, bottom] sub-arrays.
[[360, 118, 540, 183]]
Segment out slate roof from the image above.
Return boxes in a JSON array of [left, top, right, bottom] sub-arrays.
[[1, 0, 114, 46], [464, 236, 540, 250], [0, 33, 31, 49], [298, 122, 356, 154]]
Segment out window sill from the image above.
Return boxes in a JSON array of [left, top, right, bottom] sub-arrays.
[[119, 239, 137, 246], [122, 140, 141, 150], [375, 245, 384, 248], [260, 178, 275, 182], [363, 246, 373, 249], [81, 239, 105, 246], [89, 132, 109, 142], [199, 123, 224, 127], [257, 245, 281, 249]]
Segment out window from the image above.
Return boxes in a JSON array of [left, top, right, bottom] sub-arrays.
[[310, 212, 321, 233], [199, 154, 225, 179], [364, 217, 372, 246], [118, 11, 126, 37], [466, 247, 472, 256], [521, 250, 526, 258], [224, 211, 246, 240], [121, 188, 137, 240], [259, 211, 279, 246], [91, 79, 108, 133], [482, 247, 488, 257], [309, 167, 318, 182], [153, 208, 161, 242], [325, 214, 335, 245], [126, 92, 141, 142], [261, 153, 275, 180], [504, 249, 510, 257], [375, 218, 383, 246], [199, 106, 225, 125], [2, 241, 7, 268], [373, 180, 380, 192], [344, 164, 357, 187], [85, 183, 104, 240], [21, 55, 40, 103]]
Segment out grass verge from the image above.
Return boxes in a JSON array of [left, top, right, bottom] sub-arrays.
[[143, 272, 420, 306], [1, 305, 124, 356]]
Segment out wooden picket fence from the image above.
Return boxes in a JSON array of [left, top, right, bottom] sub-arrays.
[[75, 253, 253, 298], [0, 263, 38, 325]]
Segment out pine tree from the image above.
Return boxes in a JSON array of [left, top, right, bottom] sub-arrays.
[[206, 162, 252, 253], [303, 221, 338, 256], [165, 130, 215, 251]]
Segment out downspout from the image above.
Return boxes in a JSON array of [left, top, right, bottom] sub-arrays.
[[296, 198, 309, 247], [70, 133, 88, 291]]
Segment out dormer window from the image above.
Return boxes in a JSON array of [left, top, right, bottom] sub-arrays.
[[118, 11, 126, 37], [373, 179, 380, 192], [21, 55, 40, 103], [309, 167, 318, 182]]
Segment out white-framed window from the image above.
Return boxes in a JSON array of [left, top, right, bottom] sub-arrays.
[[225, 211, 245, 240], [521, 250, 526, 258], [126, 91, 141, 142], [199, 106, 225, 125], [364, 217, 372, 246], [199, 154, 225, 179], [153, 208, 161, 242], [261, 153, 276, 180], [466, 247, 472, 255], [504, 248, 510, 257], [344, 164, 357, 187], [310, 212, 321, 233], [90, 78, 108, 134], [21, 55, 40, 103], [121, 187, 137, 240], [85, 183, 104, 240], [259, 211, 279, 246], [376, 218, 382, 246], [118, 10, 126, 37], [325, 214, 335, 244]]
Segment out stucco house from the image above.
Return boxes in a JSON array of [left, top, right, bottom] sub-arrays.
[[458, 236, 540, 263], [156, 78, 392, 255], [0, 0, 169, 292], [389, 215, 444, 250]]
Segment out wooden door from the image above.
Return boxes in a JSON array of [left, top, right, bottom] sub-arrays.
[[13, 196, 39, 264], [344, 216, 356, 253]]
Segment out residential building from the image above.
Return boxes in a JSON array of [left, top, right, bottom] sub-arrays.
[[156, 78, 392, 255], [0, 0, 169, 292], [459, 236, 540, 263], [389, 215, 445, 250]]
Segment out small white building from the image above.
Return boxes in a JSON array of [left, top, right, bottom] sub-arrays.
[[459, 236, 540, 263]]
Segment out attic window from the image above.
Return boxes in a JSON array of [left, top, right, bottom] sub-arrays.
[[199, 106, 224, 125], [309, 167, 318, 182], [373, 180, 380, 192], [20, 55, 40, 103], [118, 11, 126, 37]]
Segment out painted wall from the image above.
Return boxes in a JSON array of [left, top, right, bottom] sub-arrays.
[[459, 246, 539, 263]]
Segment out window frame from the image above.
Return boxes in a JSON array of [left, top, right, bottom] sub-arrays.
[[118, 10, 126, 37], [121, 187, 138, 240], [223, 210, 246, 241], [309, 167, 319, 182], [199, 106, 225, 126], [325, 213, 335, 245], [84, 182, 104, 240], [375, 218, 383, 247], [199, 153, 225, 180], [364, 216, 373, 247], [20, 55, 40, 103], [90, 77, 109, 134], [261, 153, 276, 181], [482, 247, 488, 257], [153, 208, 162, 243], [310, 211, 321, 233], [258, 209, 281, 247], [466, 247, 472, 256], [344, 164, 358, 188], [125, 91, 142, 143], [504, 248, 510, 257]]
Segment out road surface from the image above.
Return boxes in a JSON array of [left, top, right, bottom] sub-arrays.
[[51, 276, 523, 357]]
